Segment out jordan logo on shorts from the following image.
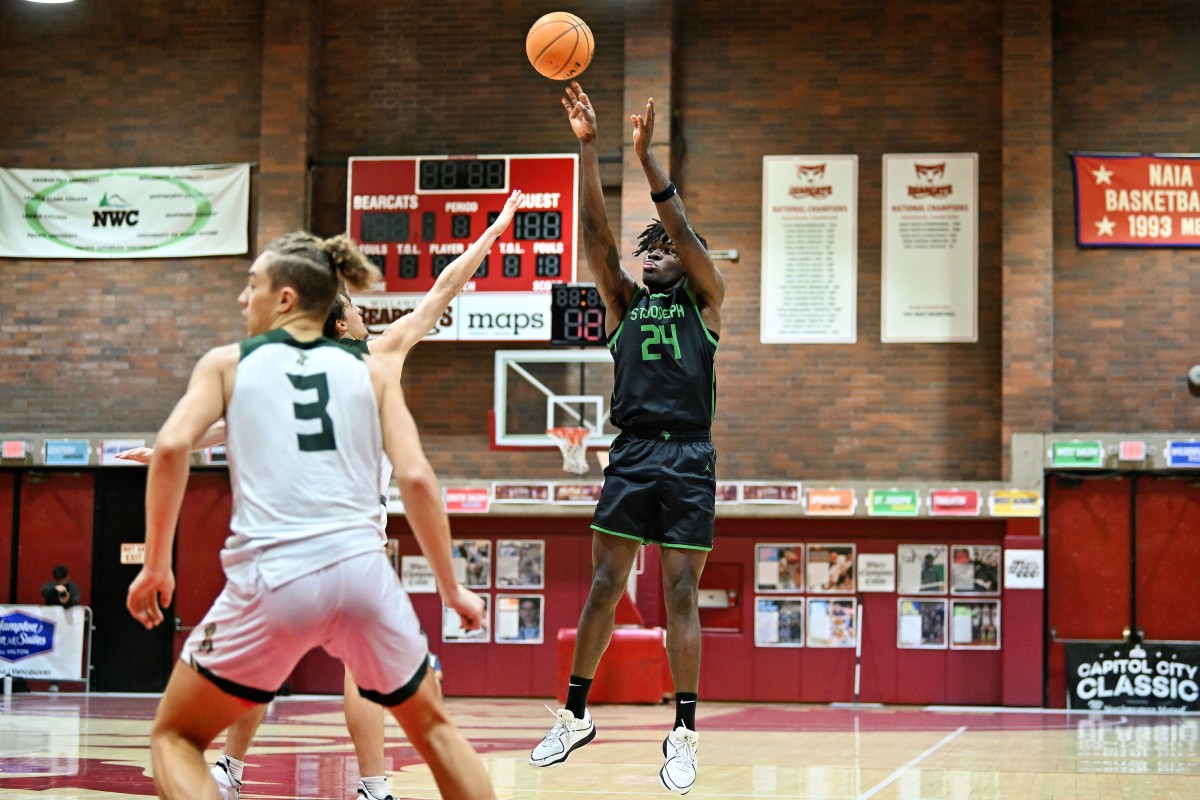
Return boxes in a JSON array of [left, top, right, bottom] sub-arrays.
[[198, 623, 217, 653]]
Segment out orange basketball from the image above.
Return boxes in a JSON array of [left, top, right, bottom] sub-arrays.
[[526, 12, 593, 80]]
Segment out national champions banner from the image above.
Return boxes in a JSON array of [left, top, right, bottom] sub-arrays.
[[1071, 152, 1200, 247], [1066, 640, 1200, 712], [0, 605, 88, 680], [0, 164, 250, 258]]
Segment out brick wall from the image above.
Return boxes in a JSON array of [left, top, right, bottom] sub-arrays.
[[1, 0, 1196, 481], [0, 0, 261, 430], [1051, 0, 1200, 431], [672, 2, 1005, 479]]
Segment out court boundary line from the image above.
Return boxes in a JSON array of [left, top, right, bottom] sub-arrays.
[[923, 704, 1200, 716], [856, 724, 967, 800]]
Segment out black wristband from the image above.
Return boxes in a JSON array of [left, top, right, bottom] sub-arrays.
[[650, 182, 677, 203]]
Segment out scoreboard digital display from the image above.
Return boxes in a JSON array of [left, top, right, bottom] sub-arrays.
[[550, 283, 607, 347], [347, 154, 579, 294]]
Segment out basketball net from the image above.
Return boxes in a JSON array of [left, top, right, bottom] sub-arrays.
[[547, 426, 591, 475]]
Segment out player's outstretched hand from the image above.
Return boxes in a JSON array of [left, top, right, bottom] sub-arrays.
[[631, 97, 656, 158], [126, 567, 175, 630], [562, 81, 597, 142], [491, 189, 524, 232], [115, 447, 154, 464], [445, 583, 486, 631]]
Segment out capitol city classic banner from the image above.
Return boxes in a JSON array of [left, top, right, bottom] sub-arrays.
[[1071, 152, 1200, 248], [1065, 640, 1200, 712], [0, 164, 250, 258]]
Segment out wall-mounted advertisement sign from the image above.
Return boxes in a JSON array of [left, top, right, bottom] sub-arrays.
[[1165, 440, 1200, 468], [1071, 152, 1200, 248], [1050, 440, 1105, 468], [44, 440, 90, 466], [868, 489, 920, 517], [0, 164, 250, 258]]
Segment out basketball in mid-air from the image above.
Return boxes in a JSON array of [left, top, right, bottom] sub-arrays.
[[526, 12, 593, 80]]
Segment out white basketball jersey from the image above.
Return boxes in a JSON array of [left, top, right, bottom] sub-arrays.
[[223, 330, 386, 589]]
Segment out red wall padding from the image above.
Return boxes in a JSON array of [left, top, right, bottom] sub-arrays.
[[277, 514, 1029, 704], [0, 472, 14, 603], [1046, 475, 1132, 707], [1047, 476, 1133, 639], [172, 472, 234, 661], [694, 519, 1016, 705], [1134, 477, 1200, 642], [1002, 527, 1045, 706], [16, 472, 94, 607], [287, 514, 597, 696], [1045, 474, 1200, 707], [4, 467, 1039, 705]]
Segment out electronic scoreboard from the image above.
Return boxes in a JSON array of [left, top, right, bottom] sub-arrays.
[[347, 154, 578, 295], [549, 282, 607, 347]]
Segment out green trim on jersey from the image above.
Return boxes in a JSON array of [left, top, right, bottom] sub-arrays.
[[607, 286, 644, 352], [338, 337, 370, 356], [682, 281, 721, 348], [591, 523, 714, 552], [240, 329, 366, 362], [682, 280, 719, 426]]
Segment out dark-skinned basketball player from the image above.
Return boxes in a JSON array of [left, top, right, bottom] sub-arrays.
[[529, 82, 724, 796]]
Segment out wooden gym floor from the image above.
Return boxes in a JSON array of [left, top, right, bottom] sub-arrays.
[[1, 692, 1198, 799]]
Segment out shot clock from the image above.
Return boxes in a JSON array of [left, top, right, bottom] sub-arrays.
[[549, 283, 607, 347], [347, 154, 579, 294]]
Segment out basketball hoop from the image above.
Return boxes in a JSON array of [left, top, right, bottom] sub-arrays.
[[547, 426, 591, 474]]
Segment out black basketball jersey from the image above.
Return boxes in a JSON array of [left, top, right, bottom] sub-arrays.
[[607, 280, 719, 434]]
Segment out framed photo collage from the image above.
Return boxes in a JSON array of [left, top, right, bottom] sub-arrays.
[[437, 539, 546, 645], [754, 542, 1002, 650]]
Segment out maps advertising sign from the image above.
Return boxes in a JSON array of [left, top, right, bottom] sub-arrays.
[[0, 164, 249, 258], [1066, 641, 1200, 712], [0, 605, 88, 680]]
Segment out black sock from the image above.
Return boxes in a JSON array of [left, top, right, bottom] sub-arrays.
[[565, 675, 593, 719], [674, 692, 697, 731]]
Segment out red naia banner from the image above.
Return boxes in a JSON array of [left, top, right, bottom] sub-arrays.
[[1072, 152, 1200, 247]]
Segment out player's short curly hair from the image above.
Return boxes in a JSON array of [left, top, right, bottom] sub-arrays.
[[633, 219, 708, 256]]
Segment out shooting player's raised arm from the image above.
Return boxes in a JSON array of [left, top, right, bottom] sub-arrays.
[[631, 96, 725, 314], [563, 82, 637, 329]]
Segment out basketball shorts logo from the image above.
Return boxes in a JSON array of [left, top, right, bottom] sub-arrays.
[[198, 623, 217, 653]]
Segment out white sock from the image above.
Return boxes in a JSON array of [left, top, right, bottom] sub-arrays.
[[221, 755, 245, 785], [361, 775, 390, 798]]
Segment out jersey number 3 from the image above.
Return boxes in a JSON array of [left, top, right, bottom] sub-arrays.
[[287, 372, 336, 451]]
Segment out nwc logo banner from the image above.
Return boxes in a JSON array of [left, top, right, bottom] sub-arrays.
[[0, 164, 249, 258]]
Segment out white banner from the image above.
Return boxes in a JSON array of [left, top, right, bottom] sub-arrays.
[[761, 155, 858, 343], [0, 605, 88, 680], [0, 164, 250, 258], [882, 154, 978, 342], [355, 291, 550, 342]]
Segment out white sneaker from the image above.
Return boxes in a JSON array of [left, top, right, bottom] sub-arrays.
[[659, 726, 699, 795], [529, 707, 596, 767], [355, 779, 394, 800], [211, 757, 242, 800]]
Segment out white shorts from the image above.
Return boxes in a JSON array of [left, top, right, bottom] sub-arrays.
[[182, 550, 428, 705]]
